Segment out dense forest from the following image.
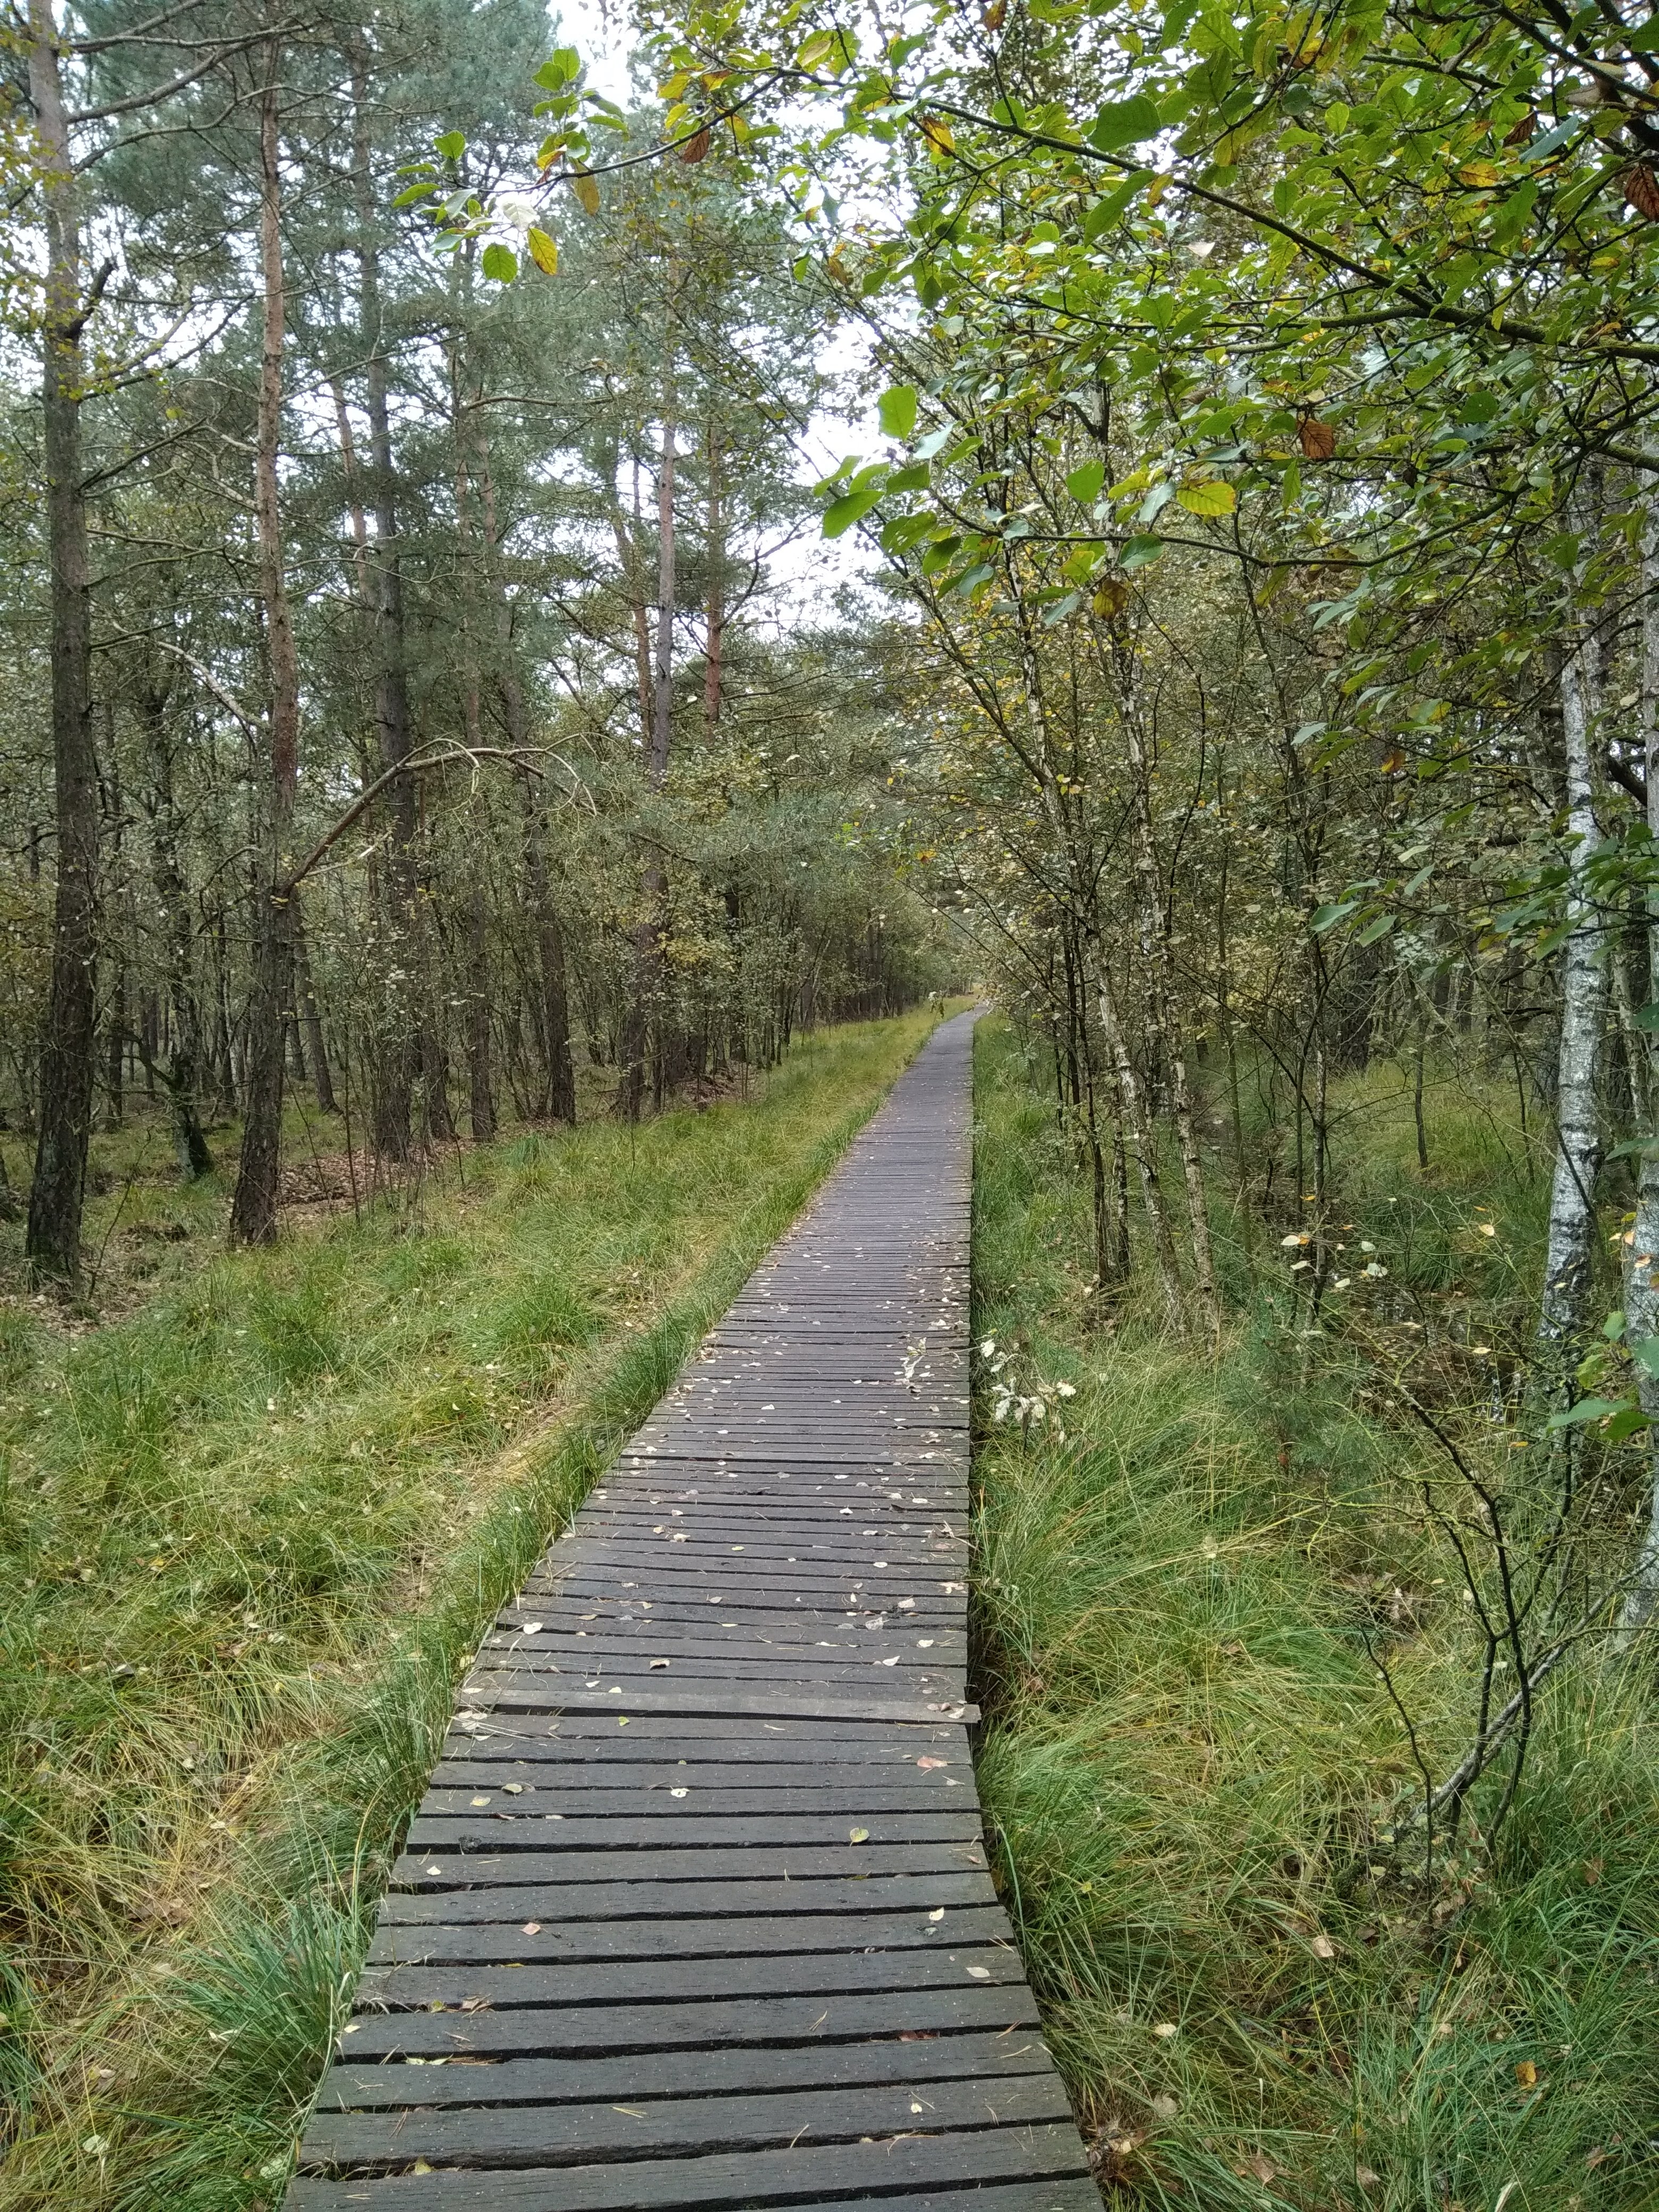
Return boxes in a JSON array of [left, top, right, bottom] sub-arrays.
[[3, 0, 1659, 2202]]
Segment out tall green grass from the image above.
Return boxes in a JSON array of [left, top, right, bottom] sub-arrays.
[[0, 1010, 941, 2210], [970, 1021, 1659, 2211]]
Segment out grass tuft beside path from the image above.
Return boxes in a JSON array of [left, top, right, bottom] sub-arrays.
[[0, 1009, 940, 2210], [970, 1018, 1659, 2212]]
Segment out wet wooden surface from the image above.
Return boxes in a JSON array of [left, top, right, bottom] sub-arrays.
[[288, 1013, 1093, 2212]]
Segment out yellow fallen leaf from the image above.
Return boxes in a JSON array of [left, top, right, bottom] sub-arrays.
[[849, 1826, 869, 1844], [1515, 2058, 1538, 2088]]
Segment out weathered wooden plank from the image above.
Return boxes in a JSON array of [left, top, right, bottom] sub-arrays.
[[313, 2027, 1054, 2110], [299, 2071, 1073, 2173], [354, 1942, 1026, 2012], [286, 2122, 1088, 2209], [331, 1980, 1041, 2060], [375, 1871, 1000, 1925], [365, 1905, 1012, 1967]]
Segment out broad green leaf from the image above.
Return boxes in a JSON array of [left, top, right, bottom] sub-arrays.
[[434, 130, 466, 160], [481, 241, 518, 282], [1090, 95, 1162, 152], [824, 482, 885, 537], [878, 384, 918, 438], [1066, 459, 1105, 502]]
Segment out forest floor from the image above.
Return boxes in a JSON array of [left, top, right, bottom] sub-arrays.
[[0, 1008, 943, 2211], [970, 1019, 1659, 2212]]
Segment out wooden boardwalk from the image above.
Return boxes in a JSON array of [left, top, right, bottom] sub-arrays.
[[288, 1013, 1094, 2212]]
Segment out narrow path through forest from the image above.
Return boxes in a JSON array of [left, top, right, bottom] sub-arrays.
[[285, 1011, 1094, 2212]]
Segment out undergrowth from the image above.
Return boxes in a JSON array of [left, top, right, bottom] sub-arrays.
[[970, 1019, 1659, 2212], [0, 1008, 941, 2210]]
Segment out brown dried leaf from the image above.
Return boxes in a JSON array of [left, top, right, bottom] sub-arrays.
[[677, 125, 711, 164], [1298, 415, 1337, 461], [1624, 165, 1659, 221]]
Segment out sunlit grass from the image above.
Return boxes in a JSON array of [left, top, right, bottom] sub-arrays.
[[971, 1020, 1659, 2212], [0, 1009, 942, 2210]]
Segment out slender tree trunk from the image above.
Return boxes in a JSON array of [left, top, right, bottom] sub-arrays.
[[1622, 489, 1659, 1635], [25, 0, 100, 1284], [623, 390, 677, 1121], [464, 878, 495, 1142], [1095, 951, 1186, 1330], [230, 48, 299, 1246], [1538, 562, 1607, 1376], [292, 894, 337, 1113], [705, 419, 723, 738], [352, 53, 418, 1161]]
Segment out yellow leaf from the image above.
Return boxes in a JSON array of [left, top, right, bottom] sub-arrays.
[[849, 1825, 869, 1843], [572, 169, 600, 215], [525, 227, 559, 275], [1177, 480, 1237, 517], [1515, 2059, 1538, 2089], [1459, 160, 1501, 187], [919, 115, 955, 156]]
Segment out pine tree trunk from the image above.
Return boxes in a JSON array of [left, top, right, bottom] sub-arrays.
[[229, 48, 299, 1247], [292, 894, 337, 1114], [24, 0, 100, 1285], [352, 53, 417, 1162]]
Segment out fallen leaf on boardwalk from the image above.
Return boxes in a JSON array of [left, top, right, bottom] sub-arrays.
[[412, 2161, 434, 2175], [470, 1796, 491, 1807], [881, 1655, 900, 1665], [1310, 1932, 1336, 1959], [929, 1908, 945, 1921], [1514, 2059, 1538, 2088], [520, 1622, 543, 1635], [849, 1826, 870, 1843], [917, 1756, 947, 1769], [521, 1922, 542, 1934], [670, 1787, 689, 1798], [459, 1997, 491, 2014], [965, 1965, 992, 1979], [502, 1783, 523, 1795], [649, 1658, 671, 1669]]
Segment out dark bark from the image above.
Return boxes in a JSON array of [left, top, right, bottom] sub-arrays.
[[229, 48, 299, 1246], [25, 0, 101, 1284]]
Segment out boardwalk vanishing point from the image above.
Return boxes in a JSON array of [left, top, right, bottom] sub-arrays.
[[288, 1013, 1097, 2212]]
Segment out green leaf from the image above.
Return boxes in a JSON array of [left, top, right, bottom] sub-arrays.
[[1631, 1335, 1659, 1379], [534, 45, 581, 88], [1635, 1003, 1659, 1032], [878, 384, 918, 438], [481, 241, 518, 282], [1120, 533, 1163, 572], [1544, 1396, 1630, 1430], [1355, 912, 1395, 944], [824, 482, 886, 538], [1090, 95, 1162, 152], [1081, 173, 1145, 238], [886, 462, 931, 494], [1176, 479, 1237, 516], [1310, 899, 1360, 932], [1066, 459, 1105, 503], [434, 130, 466, 161]]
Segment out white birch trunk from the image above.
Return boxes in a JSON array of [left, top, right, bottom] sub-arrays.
[[1621, 493, 1659, 1635], [1538, 612, 1606, 1363]]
